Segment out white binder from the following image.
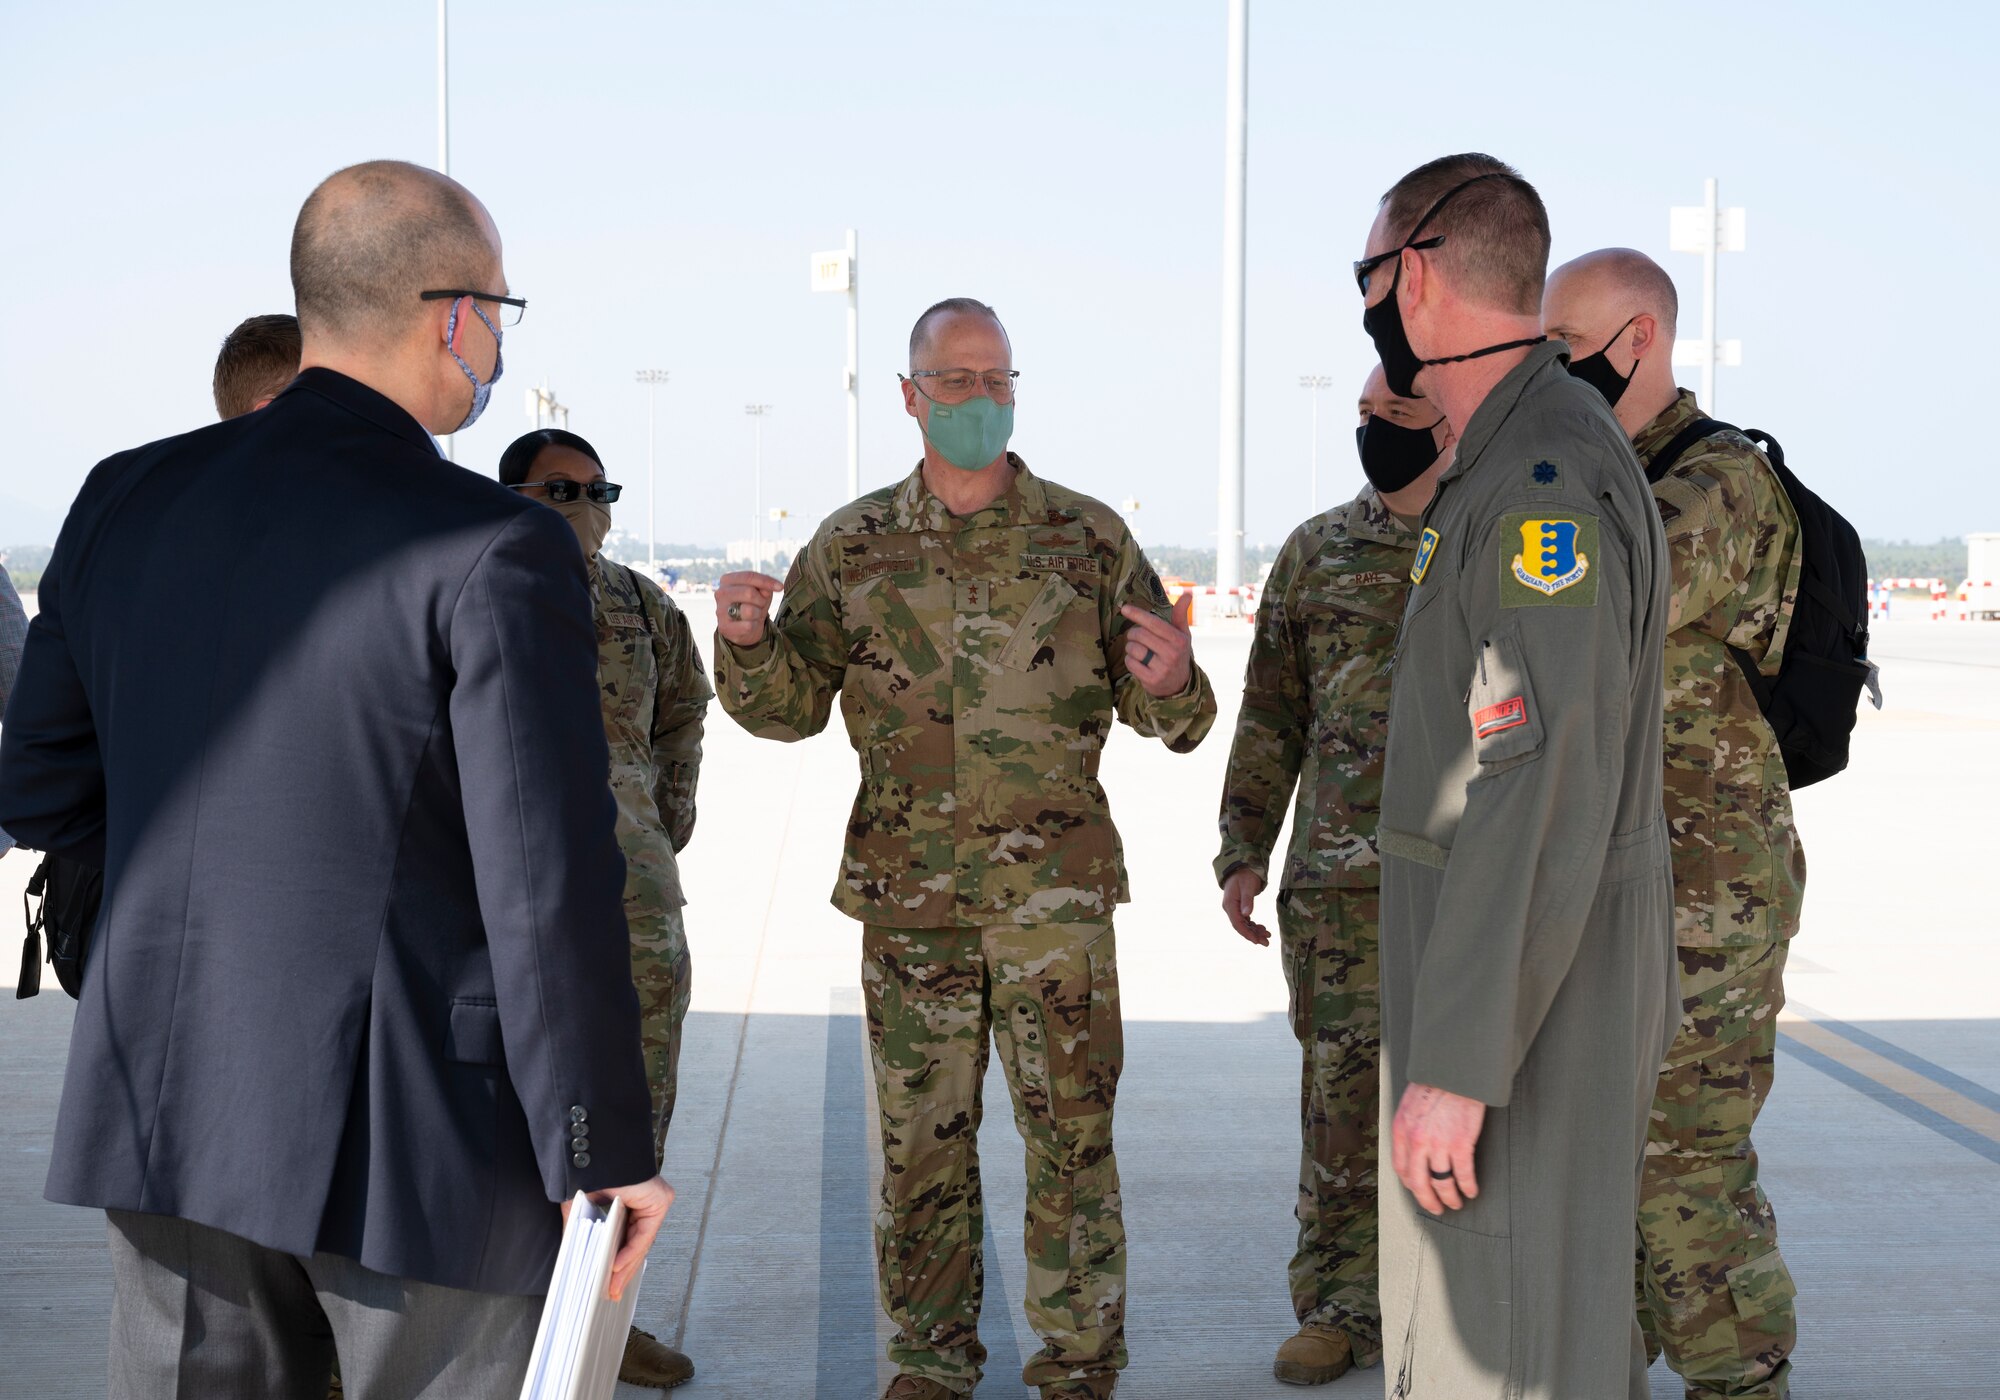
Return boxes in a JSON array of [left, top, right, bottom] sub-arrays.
[[518, 1192, 647, 1400]]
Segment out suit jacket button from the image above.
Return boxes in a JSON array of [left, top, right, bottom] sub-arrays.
[[571, 1136, 590, 1152], [569, 1105, 588, 1122], [572, 1151, 591, 1168]]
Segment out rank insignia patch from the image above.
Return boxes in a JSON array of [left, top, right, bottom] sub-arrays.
[[1411, 527, 1440, 584], [1499, 511, 1599, 607], [1530, 459, 1561, 487]]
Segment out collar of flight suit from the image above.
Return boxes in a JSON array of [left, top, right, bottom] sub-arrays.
[[1434, 340, 1573, 489], [886, 452, 1047, 534], [1629, 387, 1707, 469]]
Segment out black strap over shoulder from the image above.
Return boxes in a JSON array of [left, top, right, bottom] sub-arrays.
[[1645, 416, 1734, 485]]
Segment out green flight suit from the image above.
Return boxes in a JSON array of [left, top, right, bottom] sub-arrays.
[[1375, 344, 1677, 1399]]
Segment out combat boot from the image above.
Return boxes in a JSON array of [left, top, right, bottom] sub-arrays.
[[617, 1326, 694, 1390], [1039, 1379, 1116, 1399], [1274, 1325, 1355, 1385], [882, 1376, 960, 1400]]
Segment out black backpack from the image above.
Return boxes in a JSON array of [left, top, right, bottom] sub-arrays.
[[1646, 418, 1879, 789], [15, 852, 103, 999]]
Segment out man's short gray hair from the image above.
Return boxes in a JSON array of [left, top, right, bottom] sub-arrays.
[[909, 297, 1005, 364], [290, 161, 494, 342], [1379, 154, 1551, 315]]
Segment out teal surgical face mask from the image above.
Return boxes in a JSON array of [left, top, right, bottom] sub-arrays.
[[920, 392, 1013, 471]]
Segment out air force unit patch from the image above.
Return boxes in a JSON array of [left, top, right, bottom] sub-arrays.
[[1411, 527, 1440, 585], [1499, 511, 1599, 607]]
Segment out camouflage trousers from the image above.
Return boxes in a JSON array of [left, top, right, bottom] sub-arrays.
[[629, 905, 692, 1167], [1638, 938, 1796, 1399], [861, 920, 1127, 1395], [1276, 887, 1381, 1364]]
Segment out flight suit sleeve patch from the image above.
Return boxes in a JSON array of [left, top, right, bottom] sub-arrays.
[[1497, 509, 1599, 607], [1467, 627, 1544, 768]]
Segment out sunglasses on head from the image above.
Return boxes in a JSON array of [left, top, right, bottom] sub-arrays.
[[507, 480, 621, 504]]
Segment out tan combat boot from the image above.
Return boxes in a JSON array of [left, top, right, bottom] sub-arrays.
[[1274, 1325, 1355, 1386], [882, 1377, 959, 1400], [618, 1326, 694, 1390], [1039, 1379, 1116, 1399]]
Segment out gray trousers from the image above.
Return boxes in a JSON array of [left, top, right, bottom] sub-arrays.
[[106, 1210, 541, 1400]]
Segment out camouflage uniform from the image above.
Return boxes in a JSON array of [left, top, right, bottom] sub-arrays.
[[1633, 390, 1805, 1400], [715, 457, 1215, 1396], [593, 554, 711, 1165], [1213, 485, 1413, 1363]]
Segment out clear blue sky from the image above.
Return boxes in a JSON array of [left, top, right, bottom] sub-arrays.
[[3, 0, 1993, 551]]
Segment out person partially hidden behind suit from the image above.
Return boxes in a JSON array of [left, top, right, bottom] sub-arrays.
[[213, 312, 303, 419], [0, 159, 672, 1400]]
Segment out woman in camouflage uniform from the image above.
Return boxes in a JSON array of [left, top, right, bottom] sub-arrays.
[[498, 430, 711, 1391]]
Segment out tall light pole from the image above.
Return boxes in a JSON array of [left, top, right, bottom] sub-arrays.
[[636, 370, 670, 575], [745, 404, 771, 570], [1215, 0, 1250, 616], [811, 232, 861, 500], [436, 0, 454, 461], [1299, 374, 1333, 516], [1669, 177, 1746, 412]]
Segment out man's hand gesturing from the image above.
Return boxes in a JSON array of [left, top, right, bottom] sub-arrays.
[[715, 571, 782, 649], [1120, 589, 1196, 698]]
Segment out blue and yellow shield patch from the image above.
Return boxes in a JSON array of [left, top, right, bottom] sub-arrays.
[[1499, 511, 1599, 607], [1411, 527, 1440, 585]]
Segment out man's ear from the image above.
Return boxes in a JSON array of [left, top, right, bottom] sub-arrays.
[[1399, 245, 1424, 312], [901, 378, 921, 419], [1630, 313, 1659, 359]]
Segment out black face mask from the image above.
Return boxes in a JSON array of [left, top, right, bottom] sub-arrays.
[[1355, 414, 1446, 494], [1565, 316, 1640, 407], [1360, 173, 1548, 398]]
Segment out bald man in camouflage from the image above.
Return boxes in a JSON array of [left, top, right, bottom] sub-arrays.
[[713, 298, 1214, 1400], [1545, 248, 1804, 1400]]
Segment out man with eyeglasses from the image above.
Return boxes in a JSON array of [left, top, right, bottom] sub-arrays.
[[713, 297, 1214, 1400], [1354, 154, 1675, 1397], [1544, 250, 1803, 1400], [0, 160, 669, 1396], [497, 427, 710, 1391], [1212, 362, 1454, 1387]]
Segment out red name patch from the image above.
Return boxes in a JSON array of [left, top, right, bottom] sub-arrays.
[[1473, 696, 1527, 739]]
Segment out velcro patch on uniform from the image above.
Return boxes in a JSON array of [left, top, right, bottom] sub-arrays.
[[604, 611, 647, 631], [1410, 527, 1440, 584], [841, 555, 918, 585], [1528, 458, 1561, 489], [1499, 511, 1599, 607], [955, 579, 991, 613], [1020, 552, 1101, 576], [1473, 696, 1527, 738]]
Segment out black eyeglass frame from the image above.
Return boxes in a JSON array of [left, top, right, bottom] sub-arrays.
[[1353, 236, 1444, 295], [506, 480, 621, 504], [420, 289, 529, 326]]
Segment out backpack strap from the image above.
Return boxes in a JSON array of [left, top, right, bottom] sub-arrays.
[[1644, 416, 1736, 485]]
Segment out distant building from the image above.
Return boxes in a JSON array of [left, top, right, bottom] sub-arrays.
[[725, 537, 807, 568]]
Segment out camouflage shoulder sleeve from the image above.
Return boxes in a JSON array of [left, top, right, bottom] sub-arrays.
[[1653, 436, 1782, 642], [641, 584, 710, 852], [1213, 521, 1315, 885], [1101, 525, 1216, 753], [714, 525, 845, 742]]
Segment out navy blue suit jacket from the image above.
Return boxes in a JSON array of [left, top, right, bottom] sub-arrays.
[[0, 369, 655, 1294]]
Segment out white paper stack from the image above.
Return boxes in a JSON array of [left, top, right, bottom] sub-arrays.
[[518, 1192, 647, 1400]]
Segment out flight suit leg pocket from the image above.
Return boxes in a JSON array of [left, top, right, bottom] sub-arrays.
[[1467, 625, 1544, 775]]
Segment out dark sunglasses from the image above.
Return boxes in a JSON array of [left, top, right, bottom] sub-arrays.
[[508, 480, 622, 504], [1353, 235, 1444, 295]]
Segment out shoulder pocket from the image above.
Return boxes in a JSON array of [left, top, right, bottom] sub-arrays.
[[999, 573, 1081, 671], [1653, 476, 1714, 541], [1467, 626, 1544, 772]]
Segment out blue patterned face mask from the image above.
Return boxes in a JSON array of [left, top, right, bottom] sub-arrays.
[[446, 298, 504, 431]]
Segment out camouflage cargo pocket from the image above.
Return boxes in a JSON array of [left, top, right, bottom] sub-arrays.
[[998, 572, 1080, 672], [854, 575, 943, 680], [1725, 1245, 1797, 1320]]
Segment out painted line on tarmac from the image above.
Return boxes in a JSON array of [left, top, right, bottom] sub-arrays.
[[1779, 1011, 2000, 1166], [817, 986, 1024, 1396]]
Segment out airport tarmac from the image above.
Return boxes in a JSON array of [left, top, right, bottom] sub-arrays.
[[3, 617, 1995, 1398]]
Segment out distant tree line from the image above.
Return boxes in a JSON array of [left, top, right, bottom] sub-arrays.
[[1862, 538, 1969, 584], [3, 543, 51, 593]]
